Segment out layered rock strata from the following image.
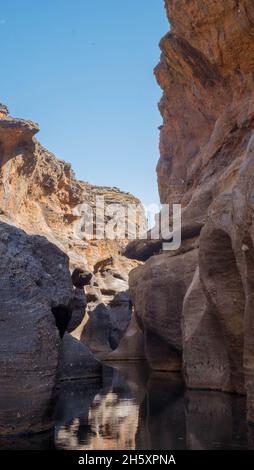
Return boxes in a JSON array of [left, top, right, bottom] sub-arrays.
[[0, 109, 145, 271], [122, 0, 254, 423]]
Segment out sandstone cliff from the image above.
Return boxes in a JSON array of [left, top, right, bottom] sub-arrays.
[[0, 105, 145, 270], [121, 0, 254, 424]]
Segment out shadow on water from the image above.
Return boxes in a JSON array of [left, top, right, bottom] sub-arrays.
[[1, 362, 254, 450]]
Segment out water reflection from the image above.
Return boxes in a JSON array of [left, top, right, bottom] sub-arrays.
[[185, 391, 249, 450], [1, 363, 253, 449], [54, 363, 252, 450], [54, 365, 145, 450]]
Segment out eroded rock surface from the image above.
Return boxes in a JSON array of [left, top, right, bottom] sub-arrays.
[[182, 268, 232, 392], [122, 0, 254, 423], [71, 255, 140, 359], [0, 221, 79, 436], [129, 249, 198, 371]]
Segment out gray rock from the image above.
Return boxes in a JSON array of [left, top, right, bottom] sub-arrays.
[[59, 333, 102, 381], [82, 296, 132, 359], [67, 288, 87, 333], [0, 221, 80, 436], [71, 268, 93, 288]]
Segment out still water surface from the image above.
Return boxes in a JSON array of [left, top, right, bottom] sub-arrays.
[[1, 363, 254, 450]]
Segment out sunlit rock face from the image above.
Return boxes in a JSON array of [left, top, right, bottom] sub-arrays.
[[122, 0, 254, 423], [156, 0, 254, 209], [0, 106, 146, 272]]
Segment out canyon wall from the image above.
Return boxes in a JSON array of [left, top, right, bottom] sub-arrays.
[[0, 106, 145, 271], [2, 0, 254, 436], [121, 0, 254, 423], [0, 105, 144, 435], [0, 104, 145, 350]]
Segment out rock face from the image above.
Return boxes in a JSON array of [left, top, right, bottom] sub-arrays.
[[123, 0, 254, 423], [59, 333, 102, 381], [0, 108, 145, 272], [0, 221, 81, 436], [129, 249, 198, 371], [71, 255, 141, 359], [3, 0, 254, 435], [182, 267, 233, 392], [74, 294, 132, 360], [106, 313, 146, 362], [156, 0, 254, 212]]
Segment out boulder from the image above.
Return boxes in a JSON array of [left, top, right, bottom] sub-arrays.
[[86, 285, 102, 304], [80, 297, 132, 360], [71, 268, 93, 288], [67, 288, 87, 333], [0, 221, 78, 436], [59, 333, 102, 381], [73, 256, 138, 360]]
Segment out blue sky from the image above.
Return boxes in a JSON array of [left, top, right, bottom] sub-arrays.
[[0, 1, 168, 205]]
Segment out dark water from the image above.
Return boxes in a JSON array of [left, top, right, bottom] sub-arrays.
[[1, 363, 254, 450]]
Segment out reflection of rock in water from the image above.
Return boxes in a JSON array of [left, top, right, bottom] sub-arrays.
[[185, 391, 249, 450], [86, 393, 139, 450], [86, 364, 151, 450], [55, 366, 141, 450], [54, 373, 107, 450], [136, 373, 186, 450], [110, 366, 186, 450], [54, 364, 186, 450], [54, 363, 251, 450]]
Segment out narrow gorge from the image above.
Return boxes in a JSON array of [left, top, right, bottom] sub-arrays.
[[1, 0, 254, 450]]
